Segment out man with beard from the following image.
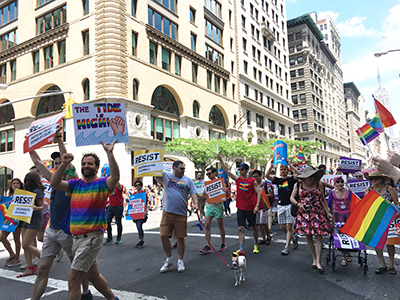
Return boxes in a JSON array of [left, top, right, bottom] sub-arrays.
[[51, 141, 119, 300]]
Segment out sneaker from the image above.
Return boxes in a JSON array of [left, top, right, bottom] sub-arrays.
[[160, 259, 175, 273], [177, 260, 185, 272], [56, 250, 64, 262], [293, 234, 299, 249], [253, 244, 260, 254], [103, 238, 114, 245], [199, 245, 212, 253], [116, 238, 122, 245], [135, 240, 145, 249], [81, 290, 94, 300], [219, 244, 227, 252], [233, 250, 245, 256], [281, 247, 289, 255]]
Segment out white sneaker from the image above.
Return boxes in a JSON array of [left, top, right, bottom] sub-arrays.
[[177, 260, 185, 272], [160, 259, 175, 273]]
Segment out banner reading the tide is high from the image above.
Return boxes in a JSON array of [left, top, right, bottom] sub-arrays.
[[72, 103, 129, 146]]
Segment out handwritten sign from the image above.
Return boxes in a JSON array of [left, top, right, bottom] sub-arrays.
[[133, 149, 164, 177], [347, 179, 370, 198], [23, 111, 66, 153], [273, 140, 288, 167], [72, 103, 129, 146], [337, 156, 361, 173], [5, 189, 36, 223], [126, 192, 146, 220], [205, 178, 226, 204]]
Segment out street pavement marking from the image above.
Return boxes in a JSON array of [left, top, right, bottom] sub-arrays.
[[0, 269, 164, 300]]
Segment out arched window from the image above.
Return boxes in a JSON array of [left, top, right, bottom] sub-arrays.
[[193, 101, 199, 118], [0, 101, 14, 125], [151, 86, 180, 142], [37, 86, 65, 116], [209, 105, 226, 140], [83, 79, 90, 101], [133, 79, 138, 100]]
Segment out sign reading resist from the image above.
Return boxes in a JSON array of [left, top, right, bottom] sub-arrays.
[[205, 178, 226, 204], [5, 189, 36, 223]]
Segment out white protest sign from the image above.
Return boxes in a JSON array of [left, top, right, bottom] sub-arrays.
[[194, 182, 205, 194], [5, 189, 36, 223], [133, 150, 164, 177], [347, 180, 370, 198]]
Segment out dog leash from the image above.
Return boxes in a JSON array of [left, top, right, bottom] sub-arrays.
[[196, 211, 232, 269]]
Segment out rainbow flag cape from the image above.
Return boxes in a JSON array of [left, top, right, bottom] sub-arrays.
[[374, 97, 396, 128], [296, 147, 305, 162], [356, 123, 379, 145], [369, 113, 384, 133], [341, 190, 396, 249], [261, 189, 271, 211], [349, 191, 361, 213]]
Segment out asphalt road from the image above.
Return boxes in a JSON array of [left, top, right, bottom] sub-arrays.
[[1, 206, 400, 300]]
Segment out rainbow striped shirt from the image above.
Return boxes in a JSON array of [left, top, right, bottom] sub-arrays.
[[67, 177, 111, 235]]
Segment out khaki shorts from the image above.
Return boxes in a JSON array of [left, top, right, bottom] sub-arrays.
[[160, 211, 187, 239], [70, 230, 103, 272], [41, 228, 74, 260]]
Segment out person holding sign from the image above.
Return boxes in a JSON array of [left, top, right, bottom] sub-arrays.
[[197, 167, 227, 254], [217, 154, 262, 255], [131, 180, 148, 249], [17, 172, 45, 278], [51, 141, 120, 300], [155, 161, 198, 273]]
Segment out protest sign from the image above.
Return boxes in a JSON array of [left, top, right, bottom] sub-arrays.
[[347, 179, 370, 198], [133, 149, 164, 177], [337, 156, 361, 173], [5, 189, 36, 223], [194, 182, 205, 194], [218, 169, 227, 184], [322, 175, 347, 194], [163, 161, 173, 173], [205, 178, 226, 204], [23, 111, 65, 153], [0, 202, 18, 233], [126, 192, 147, 220], [386, 217, 400, 245], [273, 140, 288, 167], [72, 102, 129, 146], [41, 178, 53, 207]]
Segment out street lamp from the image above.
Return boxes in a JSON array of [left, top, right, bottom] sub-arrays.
[[374, 49, 400, 57], [0, 83, 7, 90]]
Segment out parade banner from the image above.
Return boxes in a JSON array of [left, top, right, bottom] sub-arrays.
[[273, 140, 288, 167], [41, 178, 53, 207], [322, 175, 347, 194], [5, 189, 36, 223], [205, 178, 226, 204], [23, 111, 66, 153], [72, 103, 129, 146], [133, 149, 164, 177], [337, 156, 362, 173], [347, 179, 370, 198], [126, 192, 147, 220], [386, 218, 400, 245], [0, 201, 18, 233], [163, 161, 173, 173], [194, 182, 205, 194]]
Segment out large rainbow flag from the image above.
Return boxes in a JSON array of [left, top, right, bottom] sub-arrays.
[[356, 123, 379, 145], [374, 97, 396, 128], [369, 113, 384, 133], [260, 189, 271, 211], [296, 146, 305, 162], [349, 192, 361, 213], [341, 190, 397, 249]]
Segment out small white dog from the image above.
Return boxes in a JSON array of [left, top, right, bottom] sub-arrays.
[[231, 252, 246, 286]]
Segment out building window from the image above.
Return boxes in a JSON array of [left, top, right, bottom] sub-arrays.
[[241, 15, 246, 28], [300, 94, 306, 104], [36, 5, 67, 35], [132, 79, 138, 100], [0, 101, 14, 125], [205, 44, 223, 67], [0, 130, 14, 153], [83, 0, 89, 15], [291, 83, 297, 90], [10, 60, 16, 81], [37, 85, 65, 116], [83, 79, 90, 101], [205, 19, 222, 45], [279, 124, 285, 135], [33, 51, 40, 73], [268, 119, 275, 132], [289, 58, 295, 65], [190, 7, 196, 23], [44, 45, 53, 69], [37, 0, 51, 6], [297, 56, 303, 64], [293, 110, 299, 119], [301, 109, 307, 118], [207, 71, 212, 89], [193, 101, 199, 118], [155, 0, 177, 13], [245, 84, 249, 96], [214, 75, 220, 93], [0, 29, 18, 51], [82, 30, 89, 55], [222, 80, 227, 96], [256, 114, 264, 128], [290, 70, 296, 78], [162, 48, 170, 71], [149, 42, 157, 65], [1, 1, 18, 26], [294, 124, 300, 132], [0, 64, 6, 84], [255, 89, 258, 101], [302, 123, 308, 132], [132, 32, 138, 56], [131, 0, 137, 17], [192, 63, 198, 83], [298, 68, 304, 76], [148, 8, 178, 40], [209, 105, 225, 128], [190, 33, 197, 51], [244, 61, 248, 74], [246, 110, 251, 125], [175, 54, 181, 76], [243, 38, 247, 51], [299, 81, 305, 89]]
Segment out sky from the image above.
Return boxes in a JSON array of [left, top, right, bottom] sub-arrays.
[[286, 0, 400, 137]]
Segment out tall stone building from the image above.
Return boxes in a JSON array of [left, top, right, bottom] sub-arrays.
[[0, 0, 241, 192], [287, 14, 348, 167]]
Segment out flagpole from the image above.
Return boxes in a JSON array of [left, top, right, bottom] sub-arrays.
[[357, 128, 375, 158], [373, 189, 400, 215]]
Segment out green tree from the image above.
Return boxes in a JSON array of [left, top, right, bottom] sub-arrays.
[[216, 139, 250, 169]]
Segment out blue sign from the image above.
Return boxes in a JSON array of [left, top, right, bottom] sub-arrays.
[[218, 169, 227, 185], [273, 140, 288, 167]]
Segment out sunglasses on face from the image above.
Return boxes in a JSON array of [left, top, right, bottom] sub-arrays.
[[206, 173, 212, 176], [336, 181, 344, 183], [135, 185, 142, 187], [179, 167, 185, 170], [370, 177, 381, 181], [239, 168, 247, 171]]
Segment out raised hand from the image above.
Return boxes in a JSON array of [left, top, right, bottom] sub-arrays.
[[101, 139, 117, 154], [110, 116, 125, 136], [62, 153, 74, 164], [387, 150, 400, 167]]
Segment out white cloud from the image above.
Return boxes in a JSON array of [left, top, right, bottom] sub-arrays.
[[318, 11, 339, 23], [336, 17, 378, 37]]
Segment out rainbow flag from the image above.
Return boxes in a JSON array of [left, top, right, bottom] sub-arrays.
[[260, 189, 271, 211], [349, 191, 361, 213], [296, 147, 305, 162], [341, 190, 397, 249], [369, 113, 384, 133], [279, 181, 289, 190], [328, 166, 334, 175], [374, 97, 396, 128], [356, 123, 379, 145], [44, 161, 51, 169]]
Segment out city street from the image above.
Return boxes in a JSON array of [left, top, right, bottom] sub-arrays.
[[1, 207, 399, 300]]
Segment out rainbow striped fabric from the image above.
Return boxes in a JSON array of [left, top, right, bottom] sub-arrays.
[[296, 146, 305, 162], [356, 123, 379, 145], [278, 181, 289, 190], [349, 191, 361, 213], [374, 97, 396, 128], [341, 190, 396, 249], [369, 113, 384, 133], [67, 177, 111, 235], [261, 189, 271, 211]]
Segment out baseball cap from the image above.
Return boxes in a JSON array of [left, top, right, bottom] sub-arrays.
[[51, 152, 61, 160], [239, 163, 249, 170]]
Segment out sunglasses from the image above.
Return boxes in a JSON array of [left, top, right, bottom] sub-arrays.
[[239, 168, 247, 171], [206, 173, 212, 176], [179, 167, 185, 170], [134, 184, 142, 187], [370, 177, 381, 181], [336, 180, 344, 183]]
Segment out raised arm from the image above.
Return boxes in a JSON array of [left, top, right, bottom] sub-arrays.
[[55, 125, 75, 173], [265, 159, 275, 181], [217, 153, 238, 181], [51, 153, 73, 192], [29, 150, 53, 182], [288, 161, 301, 176], [101, 140, 120, 192]]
